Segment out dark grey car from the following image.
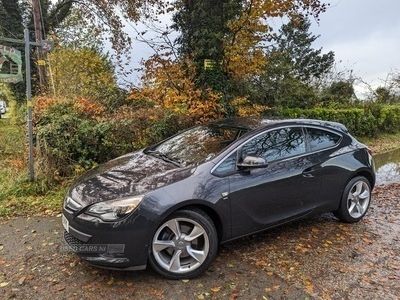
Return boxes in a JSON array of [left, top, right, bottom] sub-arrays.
[[63, 118, 375, 279]]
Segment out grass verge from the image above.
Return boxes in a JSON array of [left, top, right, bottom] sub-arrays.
[[358, 132, 400, 154], [0, 118, 68, 218]]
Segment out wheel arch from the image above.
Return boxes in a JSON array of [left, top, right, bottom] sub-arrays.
[[353, 169, 375, 189], [159, 200, 225, 243]]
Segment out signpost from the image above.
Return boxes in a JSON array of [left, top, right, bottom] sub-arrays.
[[0, 26, 51, 181], [24, 28, 34, 182]]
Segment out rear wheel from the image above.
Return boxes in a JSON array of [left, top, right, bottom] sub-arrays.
[[149, 209, 218, 279], [334, 176, 371, 223]]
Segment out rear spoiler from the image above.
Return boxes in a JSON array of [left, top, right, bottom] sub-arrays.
[[321, 121, 349, 134]]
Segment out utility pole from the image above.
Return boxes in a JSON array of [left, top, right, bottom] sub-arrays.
[[32, 0, 47, 90]]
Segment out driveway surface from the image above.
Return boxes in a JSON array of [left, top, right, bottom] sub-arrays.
[[0, 184, 399, 299]]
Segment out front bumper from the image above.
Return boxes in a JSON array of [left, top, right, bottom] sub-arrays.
[[62, 208, 156, 270]]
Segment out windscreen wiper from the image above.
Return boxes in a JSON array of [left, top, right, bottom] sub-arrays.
[[145, 150, 182, 167]]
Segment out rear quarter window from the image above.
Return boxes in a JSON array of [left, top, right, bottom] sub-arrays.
[[306, 127, 341, 152]]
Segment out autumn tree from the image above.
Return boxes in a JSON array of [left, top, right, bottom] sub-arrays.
[[48, 48, 125, 109], [132, 0, 330, 118], [130, 57, 225, 123], [171, 1, 328, 102], [223, 0, 328, 80], [0, 0, 74, 100], [1, 0, 166, 50]]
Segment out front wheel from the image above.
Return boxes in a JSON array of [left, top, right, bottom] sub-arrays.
[[149, 209, 218, 279], [334, 176, 372, 223]]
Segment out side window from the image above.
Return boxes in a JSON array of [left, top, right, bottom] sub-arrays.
[[241, 127, 306, 162], [213, 151, 237, 176], [306, 128, 341, 151]]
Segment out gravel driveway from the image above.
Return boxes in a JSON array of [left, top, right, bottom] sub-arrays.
[[0, 184, 399, 299]]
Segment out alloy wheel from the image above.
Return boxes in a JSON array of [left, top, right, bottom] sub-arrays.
[[347, 181, 371, 219], [152, 218, 210, 274]]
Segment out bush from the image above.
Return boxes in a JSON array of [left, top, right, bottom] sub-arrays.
[[369, 104, 400, 133], [35, 100, 189, 177], [269, 104, 400, 137]]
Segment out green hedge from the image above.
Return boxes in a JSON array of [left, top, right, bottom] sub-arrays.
[[35, 102, 187, 176], [269, 105, 400, 137]]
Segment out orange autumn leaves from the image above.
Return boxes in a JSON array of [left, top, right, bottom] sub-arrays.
[[225, 0, 328, 80], [129, 57, 270, 121], [34, 96, 105, 120], [129, 58, 224, 123]]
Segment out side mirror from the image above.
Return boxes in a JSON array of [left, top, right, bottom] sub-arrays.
[[237, 155, 268, 169]]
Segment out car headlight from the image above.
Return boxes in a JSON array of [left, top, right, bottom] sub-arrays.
[[85, 195, 143, 221]]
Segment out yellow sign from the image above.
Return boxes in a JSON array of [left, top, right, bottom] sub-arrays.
[[204, 59, 216, 70]]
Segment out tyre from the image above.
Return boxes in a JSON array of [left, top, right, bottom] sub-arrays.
[[149, 209, 218, 279], [334, 176, 372, 223]]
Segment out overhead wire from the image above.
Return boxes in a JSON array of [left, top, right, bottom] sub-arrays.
[[0, 23, 20, 39]]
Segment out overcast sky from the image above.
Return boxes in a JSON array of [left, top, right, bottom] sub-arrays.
[[310, 0, 400, 95], [122, 0, 400, 97]]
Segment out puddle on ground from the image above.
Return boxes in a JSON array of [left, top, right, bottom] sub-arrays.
[[374, 148, 400, 185]]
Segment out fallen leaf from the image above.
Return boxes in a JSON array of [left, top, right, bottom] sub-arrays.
[[0, 282, 9, 288], [18, 277, 26, 285], [57, 285, 66, 292], [211, 286, 221, 293]]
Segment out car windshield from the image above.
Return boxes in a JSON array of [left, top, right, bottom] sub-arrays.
[[146, 126, 242, 167]]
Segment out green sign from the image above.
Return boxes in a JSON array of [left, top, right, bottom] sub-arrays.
[[0, 45, 23, 83]]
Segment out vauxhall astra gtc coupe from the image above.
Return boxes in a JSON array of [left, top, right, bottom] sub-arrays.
[[63, 118, 375, 279]]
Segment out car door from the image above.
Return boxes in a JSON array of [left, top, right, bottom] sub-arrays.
[[223, 126, 321, 238], [302, 126, 344, 211]]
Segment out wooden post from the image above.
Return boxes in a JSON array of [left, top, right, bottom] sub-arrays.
[[32, 0, 47, 90]]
